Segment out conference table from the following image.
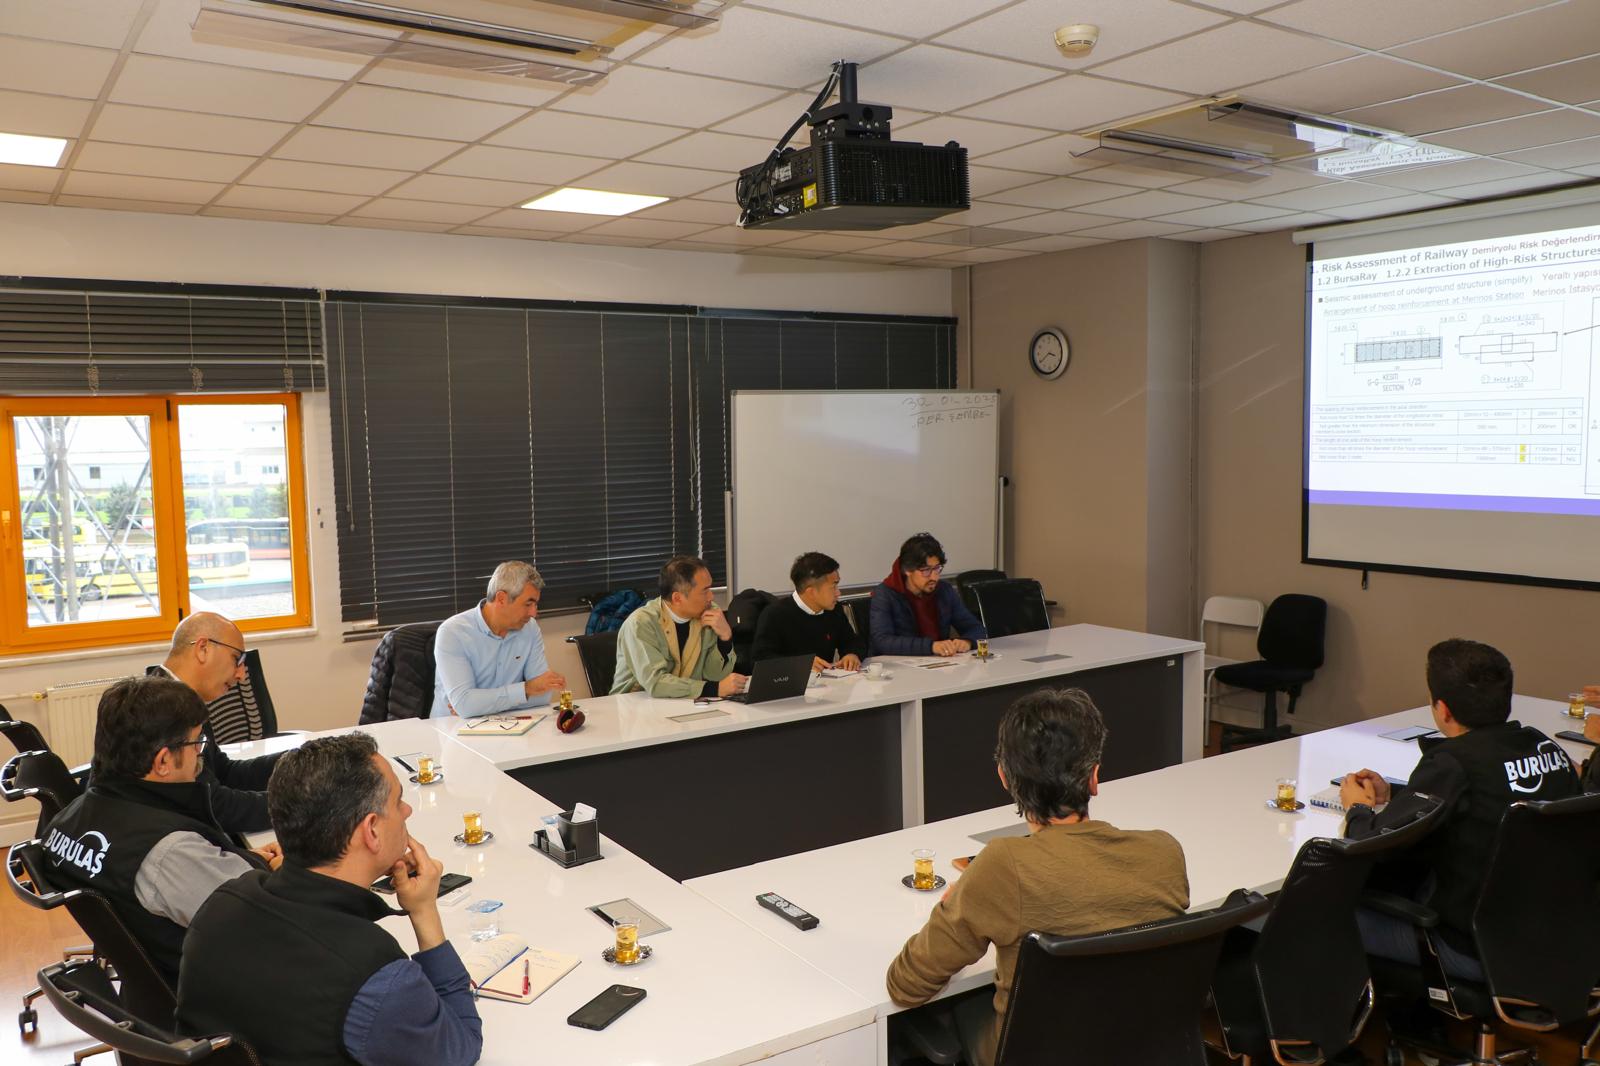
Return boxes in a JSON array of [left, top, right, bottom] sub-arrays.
[[437, 624, 1205, 880]]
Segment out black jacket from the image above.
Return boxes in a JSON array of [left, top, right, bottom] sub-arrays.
[[143, 665, 282, 834], [178, 863, 407, 1065], [358, 621, 443, 726], [43, 777, 260, 986], [751, 594, 867, 665], [1347, 720, 1581, 946]]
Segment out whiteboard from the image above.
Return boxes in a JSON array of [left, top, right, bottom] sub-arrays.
[[730, 391, 1000, 594]]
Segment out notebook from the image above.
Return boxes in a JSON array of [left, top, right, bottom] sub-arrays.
[[460, 934, 578, 1004], [457, 714, 545, 737], [1308, 787, 1388, 815]]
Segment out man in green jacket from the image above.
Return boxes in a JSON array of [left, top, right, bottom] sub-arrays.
[[611, 555, 749, 699]]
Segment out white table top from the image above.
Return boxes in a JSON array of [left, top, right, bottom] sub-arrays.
[[684, 695, 1592, 1013], [437, 625, 1202, 773], [230, 719, 874, 1066]]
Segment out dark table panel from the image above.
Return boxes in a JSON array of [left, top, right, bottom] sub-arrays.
[[921, 656, 1185, 822], [510, 704, 903, 881]]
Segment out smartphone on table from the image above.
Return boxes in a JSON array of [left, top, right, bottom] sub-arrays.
[[568, 985, 646, 1030]]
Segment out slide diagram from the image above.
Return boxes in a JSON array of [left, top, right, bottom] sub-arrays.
[[1325, 303, 1565, 399]]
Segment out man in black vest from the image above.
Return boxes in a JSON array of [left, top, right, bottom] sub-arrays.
[[148, 611, 284, 834], [751, 551, 869, 673], [177, 733, 482, 1066], [41, 677, 277, 987], [1338, 638, 1581, 979]]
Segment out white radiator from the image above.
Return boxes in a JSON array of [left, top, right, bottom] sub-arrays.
[[44, 677, 129, 767]]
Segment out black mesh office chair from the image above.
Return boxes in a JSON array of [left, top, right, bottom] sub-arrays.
[[358, 620, 444, 724], [992, 889, 1272, 1066], [1215, 594, 1326, 751], [1, 749, 83, 835], [38, 960, 260, 1066], [1211, 793, 1447, 1065], [571, 631, 619, 698], [972, 578, 1050, 638], [953, 569, 1007, 618], [1368, 792, 1600, 1066], [7, 841, 177, 1042], [0, 712, 52, 757], [202, 649, 284, 744], [839, 593, 873, 640], [725, 588, 776, 675]]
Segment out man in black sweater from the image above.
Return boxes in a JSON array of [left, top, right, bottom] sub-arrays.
[[1339, 638, 1580, 979], [752, 551, 868, 673]]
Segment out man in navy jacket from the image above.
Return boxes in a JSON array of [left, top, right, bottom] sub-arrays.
[[869, 532, 986, 657]]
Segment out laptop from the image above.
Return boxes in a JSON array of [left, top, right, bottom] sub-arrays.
[[724, 654, 813, 705]]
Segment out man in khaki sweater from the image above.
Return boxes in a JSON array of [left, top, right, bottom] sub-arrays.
[[886, 688, 1190, 1066]]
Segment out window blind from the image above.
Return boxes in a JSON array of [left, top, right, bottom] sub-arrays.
[[328, 293, 954, 624], [0, 280, 324, 395]]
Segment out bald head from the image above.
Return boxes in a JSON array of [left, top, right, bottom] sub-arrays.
[[164, 612, 246, 702]]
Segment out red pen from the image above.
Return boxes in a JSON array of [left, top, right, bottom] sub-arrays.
[[522, 957, 530, 995]]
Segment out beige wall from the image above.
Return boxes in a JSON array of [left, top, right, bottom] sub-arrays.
[[1196, 229, 1596, 728], [959, 238, 1196, 637]]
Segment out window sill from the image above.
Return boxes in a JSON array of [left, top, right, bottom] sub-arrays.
[[0, 625, 320, 669]]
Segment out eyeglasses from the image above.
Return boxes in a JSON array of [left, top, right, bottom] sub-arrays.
[[171, 737, 207, 750], [193, 638, 247, 667], [914, 564, 945, 577]]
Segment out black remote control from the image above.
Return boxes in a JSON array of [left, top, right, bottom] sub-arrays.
[[757, 892, 818, 930]]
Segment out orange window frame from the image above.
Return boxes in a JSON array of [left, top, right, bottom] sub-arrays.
[[0, 393, 312, 655]]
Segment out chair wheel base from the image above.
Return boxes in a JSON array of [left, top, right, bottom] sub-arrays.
[[1384, 1044, 1404, 1066], [19, 1007, 37, 1035]]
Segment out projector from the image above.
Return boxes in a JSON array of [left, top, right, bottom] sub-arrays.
[[737, 62, 969, 231]]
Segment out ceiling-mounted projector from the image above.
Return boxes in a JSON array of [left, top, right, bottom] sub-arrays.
[[736, 61, 969, 231]]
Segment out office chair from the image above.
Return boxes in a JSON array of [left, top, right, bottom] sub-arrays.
[[1211, 793, 1447, 1065], [571, 631, 619, 698], [202, 649, 285, 744], [991, 889, 1272, 1066], [7, 840, 178, 1041], [952, 568, 1006, 618], [38, 959, 260, 1065], [1, 749, 83, 835], [358, 620, 444, 724], [0, 712, 52, 758], [972, 578, 1050, 638], [1368, 792, 1600, 1066], [1215, 594, 1326, 752], [839, 593, 873, 640], [726, 587, 776, 675]]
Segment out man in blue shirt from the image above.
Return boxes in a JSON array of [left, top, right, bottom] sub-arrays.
[[177, 733, 482, 1066], [430, 560, 565, 718]]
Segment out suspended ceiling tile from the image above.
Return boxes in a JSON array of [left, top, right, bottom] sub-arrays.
[[109, 54, 342, 123], [1499, 135, 1600, 170], [872, 221, 961, 241], [1169, 227, 1248, 241], [0, 162, 62, 193], [315, 84, 527, 141], [580, 217, 719, 240], [348, 198, 494, 224], [957, 74, 1192, 133], [472, 206, 606, 232], [433, 145, 611, 185], [0, 36, 119, 99], [635, 130, 775, 171], [73, 142, 254, 183], [896, 116, 1056, 157], [203, 205, 338, 224], [710, 93, 929, 138], [1227, 210, 1339, 232], [490, 110, 686, 157], [771, 232, 894, 253], [0, 187, 51, 205], [332, 216, 455, 233], [1356, 156, 1547, 191], [1238, 55, 1464, 115], [555, 66, 783, 127], [1340, 83, 1546, 135], [1074, 218, 1196, 240], [558, 233, 663, 248], [1494, 55, 1600, 105], [672, 225, 807, 246], [1436, 171, 1583, 200], [992, 233, 1109, 252], [1165, 167, 1336, 201], [741, 0, 976, 38], [1002, 208, 1135, 234], [1316, 191, 1458, 220], [984, 174, 1142, 210], [973, 133, 1103, 176], [275, 126, 462, 170], [61, 170, 225, 204], [633, 198, 737, 225], [1248, 180, 1406, 211], [1087, 23, 1356, 96], [453, 224, 569, 240], [388, 172, 552, 207], [213, 185, 368, 214], [935, 0, 1228, 70], [0, 0, 143, 50], [360, 61, 566, 109], [1388, 4, 1600, 81], [864, 240, 957, 259], [91, 103, 293, 155], [965, 165, 1054, 198], [1080, 187, 1225, 219], [857, 45, 1058, 114], [576, 160, 728, 197], [0, 90, 95, 139], [1429, 108, 1600, 154], [56, 194, 199, 214], [243, 158, 410, 196], [924, 247, 1034, 264], [1151, 201, 1295, 227], [1260, 0, 1549, 50], [936, 202, 1048, 227], [636, 7, 905, 89]]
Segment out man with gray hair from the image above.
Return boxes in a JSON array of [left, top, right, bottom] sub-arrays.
[[430, 560, 565, 718], [177, 733, 482, 1066]]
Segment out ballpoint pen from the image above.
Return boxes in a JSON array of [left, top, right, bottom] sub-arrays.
[[522, 957, 531, 995]]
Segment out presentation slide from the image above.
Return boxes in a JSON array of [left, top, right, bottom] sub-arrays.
[[1305, 219, 1600, 583]]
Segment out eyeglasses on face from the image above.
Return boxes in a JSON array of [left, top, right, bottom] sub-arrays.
[[193, 637, 247, 667], [915, 564, 945, 577]]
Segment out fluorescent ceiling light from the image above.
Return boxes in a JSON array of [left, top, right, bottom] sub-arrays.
[[0, 132, 68, 168], [521, 188, 668, 216]]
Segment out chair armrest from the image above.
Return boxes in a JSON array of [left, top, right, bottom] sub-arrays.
[[70, 762, 91, 784], [1361, 889, 1438, 929], [897, 1009, 961, 1065]]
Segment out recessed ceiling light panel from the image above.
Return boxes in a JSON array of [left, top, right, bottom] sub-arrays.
[[0, 132, 68, 168], [521, 188, 669, 215]]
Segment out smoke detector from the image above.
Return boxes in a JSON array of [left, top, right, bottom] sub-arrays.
[[1053, 23, 1099, 57]]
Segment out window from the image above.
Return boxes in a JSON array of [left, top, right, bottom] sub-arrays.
[[1, 394, 311, 654]]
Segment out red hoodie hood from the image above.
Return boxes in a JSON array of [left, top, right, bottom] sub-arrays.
[[884, 560, 912, 595]]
